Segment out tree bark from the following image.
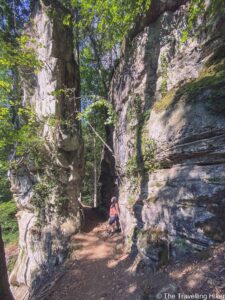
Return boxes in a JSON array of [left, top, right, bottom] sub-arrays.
[[0, 226, 14, 300], [93, 132, 97, 208]]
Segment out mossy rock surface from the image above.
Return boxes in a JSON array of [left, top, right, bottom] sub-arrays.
[[153, 89, 176, 112], [153, 59, 225, 113]]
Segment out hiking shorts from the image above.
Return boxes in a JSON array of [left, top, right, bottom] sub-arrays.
[[108, 215, 119, 225]]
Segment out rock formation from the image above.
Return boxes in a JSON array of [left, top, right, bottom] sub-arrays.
[[9, 1, 83, 298], [103, 0, 225, 267]]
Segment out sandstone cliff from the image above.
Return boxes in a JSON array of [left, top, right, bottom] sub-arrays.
[[9, 1, 83, 298], [105, 0, 225, 267]]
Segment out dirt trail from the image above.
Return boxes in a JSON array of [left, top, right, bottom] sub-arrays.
[[43, 208, 225, 300], [46, 208, 145, 300]]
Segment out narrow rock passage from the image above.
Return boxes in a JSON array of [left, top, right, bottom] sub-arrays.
[[46, 208, 145, 300]]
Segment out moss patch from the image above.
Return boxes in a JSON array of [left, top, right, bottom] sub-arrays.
[[153, 89, 176, 112]]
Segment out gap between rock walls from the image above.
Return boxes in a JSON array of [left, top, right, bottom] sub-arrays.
[[1, 0, 225, 299]]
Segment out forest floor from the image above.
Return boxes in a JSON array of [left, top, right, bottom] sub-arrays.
[[37, 208, 225, 300]]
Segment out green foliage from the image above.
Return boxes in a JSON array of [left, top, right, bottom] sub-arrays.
[[81, 120, 105, 205], [16, 109, 43, 156], [126, 93, 158, 179], [0, 87, 43, 199], [181, 0, 225, 43], [77, 98, 116, 125], [1, 0, 154, 210], [72, 0, 151, 52], [31, 167, 66, 222], [125, 137, 158, 178], [0, 200, 18, 246], [32, 180, 50, 221], [142, 138, 158, 173], [63, 14, 72, 26], [57, 0, 152, 204], [126, 95, 142, 123], [78, 98, 117, 205], [0, 34, 42, 70], [160, 79, 168, 97], [159, 55, 168, 96], [125, 155, 142, 178], [181, 0, 205, 43], [64, 0, 151, 104], [0, 174, 11, 203], [81, 195, 92, 206], [0, 0, 43, 205]]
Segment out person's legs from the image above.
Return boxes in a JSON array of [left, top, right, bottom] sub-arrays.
[[108, 216, 116, 233], [115, 216, 120, 231], [112, 222, 116, 233], [108, 217, 115, 233]]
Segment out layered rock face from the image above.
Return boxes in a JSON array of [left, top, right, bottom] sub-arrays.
[[9, 1, 83, 298], [108, 0, 225, 266]]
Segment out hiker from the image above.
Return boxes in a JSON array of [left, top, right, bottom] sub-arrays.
[[108, 196, 120, 233]]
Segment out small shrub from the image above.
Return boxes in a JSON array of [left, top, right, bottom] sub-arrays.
[[126, 94, 142, 123], [0, 200, 18, 246], [125, 155, 142, 178], [142, 138, 158, 173], [125, 138, 158, 178], [31, 178, 56, 223], [160, 54, 168, 96]]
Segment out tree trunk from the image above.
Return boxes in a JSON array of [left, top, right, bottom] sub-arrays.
[[0, 226, 14, 300], [93, 134, 97, 208]]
